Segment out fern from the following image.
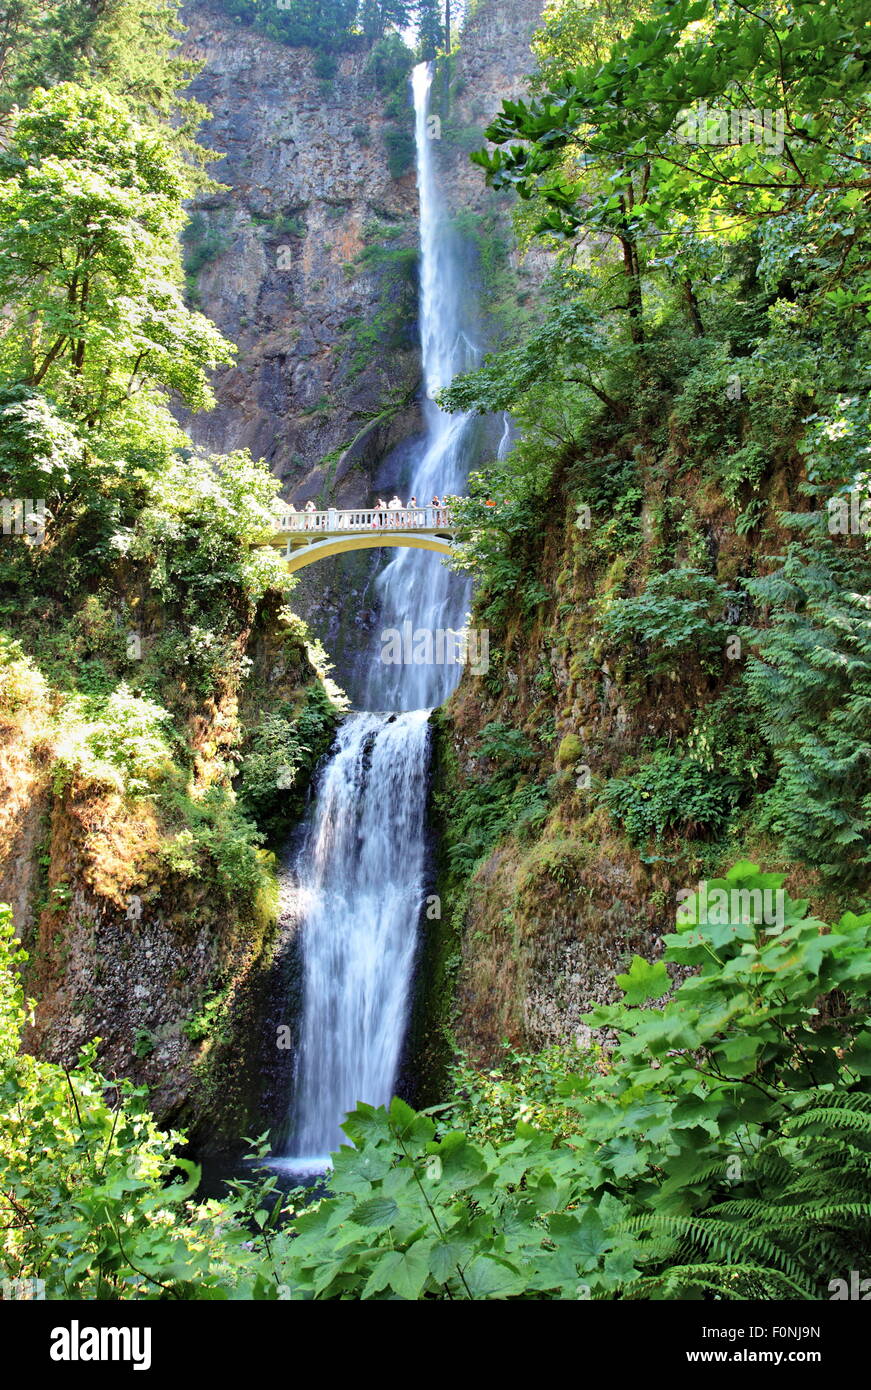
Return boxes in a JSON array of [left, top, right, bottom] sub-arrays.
[[611, 1090, 871, 1298], [744, 531, 871, 884]]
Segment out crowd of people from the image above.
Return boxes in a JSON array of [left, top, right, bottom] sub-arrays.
[[370, 495, 450, 526], [283, 496, 452, 529]]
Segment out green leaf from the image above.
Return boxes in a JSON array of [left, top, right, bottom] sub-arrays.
[[463, 1255, 525, 1299], [351, 1196, 399, 1228], [387, 1241, 432, 1300], [616, 956, 671, 1005]]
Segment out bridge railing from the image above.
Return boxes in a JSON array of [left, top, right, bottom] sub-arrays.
[[275, 506, 454, 533]]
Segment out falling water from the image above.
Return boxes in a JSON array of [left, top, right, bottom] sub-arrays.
[[364, 61, 480, 713], [278, 63, 481, 1168]]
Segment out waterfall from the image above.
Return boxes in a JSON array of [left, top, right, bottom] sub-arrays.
[[363, 61, 480, 714], [276, 63, 479, 1169]]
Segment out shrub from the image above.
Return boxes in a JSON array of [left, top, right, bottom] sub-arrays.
[[52, 684, 175, 796], [601, 567, 737, 674], [604, 748, 741, 841], [237, 685, 339, 837], [384, 125, 415, 179]]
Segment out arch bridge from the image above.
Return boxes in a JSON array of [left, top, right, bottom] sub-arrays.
[[268, 506, 459, 575]]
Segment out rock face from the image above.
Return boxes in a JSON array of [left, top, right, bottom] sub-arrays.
[[179, 0, 547, 688], [438, 0, 548, 211], [180, 2, 423, 504], [3, 601, 336, 1140]]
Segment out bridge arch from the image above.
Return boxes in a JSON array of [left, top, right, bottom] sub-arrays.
[[282, 531, 456, 575]]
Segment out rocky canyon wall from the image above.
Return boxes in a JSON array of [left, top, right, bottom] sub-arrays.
[[180, 0, 546, 689]]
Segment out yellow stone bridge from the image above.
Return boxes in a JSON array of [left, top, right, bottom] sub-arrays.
[[268, 505, 458, 574]]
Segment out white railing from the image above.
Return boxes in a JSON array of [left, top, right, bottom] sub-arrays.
[[275, 506, 453, 534]]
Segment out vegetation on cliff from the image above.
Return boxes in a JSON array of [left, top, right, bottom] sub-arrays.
[[214, 1, 448, 57], [0, 0, 341, 1131], [436, 0, 871, 986], [4, 867, 871, 1298], [2, 0, 871, 1304]]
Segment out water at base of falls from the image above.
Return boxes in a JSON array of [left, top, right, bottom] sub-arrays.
[[278, 710, 432, 1168]]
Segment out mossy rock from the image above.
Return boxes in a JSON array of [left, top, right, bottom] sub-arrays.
[[556, 733, 585, 768]]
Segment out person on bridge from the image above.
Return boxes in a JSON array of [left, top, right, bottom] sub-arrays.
[[304, 499, 316, 530], [373, 499, 386, 527], [388, 496, 403, 521], [408, 496, 418, 526]]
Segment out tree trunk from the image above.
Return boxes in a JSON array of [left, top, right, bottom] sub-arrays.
[[618, 233, 644, 345], [682, 276, 705, 336]]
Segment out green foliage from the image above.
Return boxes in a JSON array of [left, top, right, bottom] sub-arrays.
[[238, 685, 340, 838], [449, 1041, 598, 1145], [440, 274, 619, 418], [601, 568, 736, 674], [415, 0, 443, 60], [384, 124, 415, 179], [182, 211, 231, 304], [4, 865, 871, 1299], [0, 903, 286, 1298], [342, 227, 418, 373], [289, 863, 871, 1300], [476, 720, 535, 765], [182, 985, 231, 1045], [744, 529, 871, 886], [0, 84, 234, 426], [477, 0, 871, 324], [158, 786, 268, 900], [217, 0, 360, 51], [437, 717, 551, 877], [213, 1, 426, 55], [127, 449, 291, 625], [0, 0, 211, 183], [365, 32, 414, 94], [604, 747, 740, 842], [52, 684, 175, 796]]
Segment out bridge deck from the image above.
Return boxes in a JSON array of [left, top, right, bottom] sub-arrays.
[[269, 506, 456, 550]]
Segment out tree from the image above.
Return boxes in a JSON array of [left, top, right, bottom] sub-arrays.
[[473, 0, 871, 344], [219, 0, 359, 52], [359, 0, 413, 41], [0, 85, 232, 431], [0, 84, 233, 538], [1, 0, 209, 177], [415, 0, 443, 60]]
